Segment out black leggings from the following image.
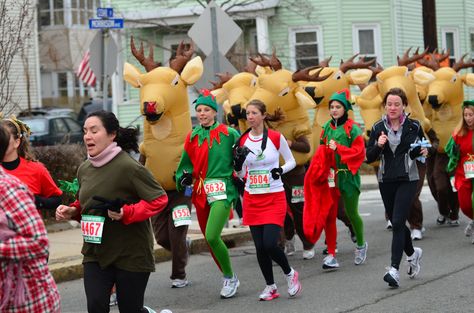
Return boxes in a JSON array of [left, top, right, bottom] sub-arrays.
[[379, 181, 417, 269], [250, 224, 292, 285], [83, 262, 150, 313]]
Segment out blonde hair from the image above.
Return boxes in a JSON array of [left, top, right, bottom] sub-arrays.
[[454, 106, 474, 137], [0, 118, 36, 161]]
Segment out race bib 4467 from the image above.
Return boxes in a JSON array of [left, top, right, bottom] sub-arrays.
[[81, 215, 105, 244]]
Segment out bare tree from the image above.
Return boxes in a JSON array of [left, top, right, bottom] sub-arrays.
[[0, 0, 34, 113]]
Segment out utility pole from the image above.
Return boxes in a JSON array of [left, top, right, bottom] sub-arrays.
[[422, 0, 437, 52]]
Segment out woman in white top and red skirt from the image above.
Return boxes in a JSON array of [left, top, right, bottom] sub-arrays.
[[234, 99, 302, 301]]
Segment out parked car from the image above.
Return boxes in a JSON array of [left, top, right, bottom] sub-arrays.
[[22, 115, 84, 146], [18, 107, 78, 120], [77, 99, 110, 125]]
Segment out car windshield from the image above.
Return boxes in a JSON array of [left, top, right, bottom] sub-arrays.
[[26, 119, 47, 133]]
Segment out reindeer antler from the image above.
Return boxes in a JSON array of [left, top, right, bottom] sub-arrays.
[[210, 72, 233, 90], [249, 54, 272, 68], [397, 47, 428, 66], [417, 53, 440, 71], [270, 48, 282, 71], [319, 56, 332, 67], [130, 36, 161, 72], [169, 41, 195, 74], [452, 54, 474, 72], [292, 66, 332, 82], [243, 59, 257, 74], [339, 54, 375, 73], [369, 63, 384, 78]]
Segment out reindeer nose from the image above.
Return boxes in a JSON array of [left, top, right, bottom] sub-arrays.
[[144, 101, 157, 114], [428, 95, 440, 109]]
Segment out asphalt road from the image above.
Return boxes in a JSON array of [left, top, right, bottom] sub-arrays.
[[58, 187, 474, 313]]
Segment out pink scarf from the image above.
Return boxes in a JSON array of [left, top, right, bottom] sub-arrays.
[[0, 211, 28, 309], [88, 142, 122, 167]]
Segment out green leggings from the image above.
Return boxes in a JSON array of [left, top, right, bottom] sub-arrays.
[[205, 200, 234, 278], [341, 192, 365, 247]]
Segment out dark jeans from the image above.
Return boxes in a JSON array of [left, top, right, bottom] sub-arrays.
[[250, 224, 292, 285], [83, 262, 150, 313], [379, 181, 417, 269]]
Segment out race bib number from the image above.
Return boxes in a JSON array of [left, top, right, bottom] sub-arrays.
[[81, 215, 105, 244], [450, 176, 457, 192], [291, 186, 304, 203], [328, 168, 336, 187], [172, 205, 192, 227], [248, 170, 270, 194], [204, 179, 227, 203], [464, 161, 474, 179]]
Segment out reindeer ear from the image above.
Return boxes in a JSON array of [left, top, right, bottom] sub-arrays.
[[295, 87, 317, 110], [413, 68, 435, 86], [211, 88, 228, 104], [181, 56, 203, 85], [123, 63, 142, 88], [348, 69, 372, 85], [462, 73, 474, 87]]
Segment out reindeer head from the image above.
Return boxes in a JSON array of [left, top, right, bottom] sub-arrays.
[[123, 38, 203, 127]]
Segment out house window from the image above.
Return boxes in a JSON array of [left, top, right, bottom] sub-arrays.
[[290, 27, 322, 70], [470, 32, 474, 73], [71, 0, 97, 26], [39, 0, 65, 26], [441, 28, 459, 67], [352, 24, 382, 66]]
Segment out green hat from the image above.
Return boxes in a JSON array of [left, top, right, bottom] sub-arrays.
[[463, 100, 474, 108], [329, 88, 353, 111], [194, 89, 218, 112]]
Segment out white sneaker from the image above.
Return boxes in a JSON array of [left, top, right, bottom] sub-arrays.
[[285, 268, 302, 297], [220, 274, 240, 298], [259, 284, 280, 301], [354, 242, 368, 265], [322, 255, 340, 270], [109, 292, 117, 306], [302, 248, 315, 260], [407, 247, 423, 279], [143, 306, 157, 313], [285, 237, 296, 256], [411, 229, 423, 240], [447, 218, 460, 226], [386, 220, 392, 230], [171, 278, 189, 288], [383, 266, 400, 288], [464, 221, 474, 237]]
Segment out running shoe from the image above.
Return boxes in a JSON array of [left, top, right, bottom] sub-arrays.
[[386, 220, 393, 230], [302, 248, 315, 260], [109, 292, 117, 306], [354, 242, 368, 265], [407, 247, 423, 279], [464, 221, 474, 237], [171, 278, 189, 288], [383, 266, 400, 288], [436, 215, 446, 225], [322, 255, 340, 270], [411, 228, 423, 240], [220, 274, 240, 299], [285, 237, 296, 256], [259, 284, 280, 301], [447, 218, 460, 226], [143, 306, 157, 313], [285, 268, 302, 297]]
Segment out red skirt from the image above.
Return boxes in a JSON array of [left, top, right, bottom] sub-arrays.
[[242, 190, 287, 227]]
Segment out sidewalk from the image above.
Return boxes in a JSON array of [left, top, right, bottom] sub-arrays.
[[47, 175, 380, 283]]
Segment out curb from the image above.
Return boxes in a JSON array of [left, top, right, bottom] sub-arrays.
[[50, 229, 252, 283]]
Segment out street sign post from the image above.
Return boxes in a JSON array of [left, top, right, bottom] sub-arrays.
[[188, 0, 242, 121], [88, 8, 123, 111]]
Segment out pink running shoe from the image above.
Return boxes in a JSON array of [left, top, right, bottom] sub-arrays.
[[286, 268, 302, 297], [259, 285, 280, 301]]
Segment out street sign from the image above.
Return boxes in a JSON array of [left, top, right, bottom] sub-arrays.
[[89, 18, 124, 29], [89, 32, 118, 78], [97, 7, 114, 18], [188, 1, 242, 56], [195, 52, 238, 91]]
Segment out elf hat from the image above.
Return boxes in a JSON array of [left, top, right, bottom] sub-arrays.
[[462, 100, 474, 108], [194, 89, 218, 112], [329, 88, 353, 111]]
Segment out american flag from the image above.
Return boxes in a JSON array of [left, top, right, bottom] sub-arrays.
[[76, 50, 96, 87]]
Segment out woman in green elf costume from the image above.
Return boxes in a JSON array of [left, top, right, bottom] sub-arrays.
[[176, 89, 240, 299]]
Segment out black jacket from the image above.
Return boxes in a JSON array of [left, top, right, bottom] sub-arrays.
[[366, 117, 424, 182]]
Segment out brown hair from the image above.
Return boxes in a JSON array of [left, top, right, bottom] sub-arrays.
[[454, 105, 474, 137], [0, 126, 9, 160], [383, 88, 408, 107], [0, 119, 36, 161], [246, 99, 285, 123]]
